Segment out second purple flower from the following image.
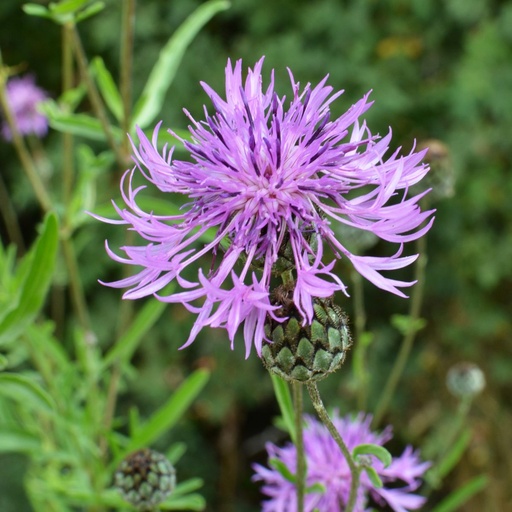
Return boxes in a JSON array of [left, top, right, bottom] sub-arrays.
[[100, 57, 434, 356]]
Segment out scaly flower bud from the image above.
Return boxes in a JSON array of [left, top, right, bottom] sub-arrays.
[[114, 449, 176, 511], [261, 284, 352, 382]]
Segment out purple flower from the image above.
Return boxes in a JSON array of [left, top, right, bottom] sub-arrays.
[[1, 75, 49, 140], [99, 58, 434, 356], [252, 412, 430, 512]]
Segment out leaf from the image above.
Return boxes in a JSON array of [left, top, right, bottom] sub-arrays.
[[0, 213, 58, 345], [426, 427, 472, 488], [49, 0, 90, 15], [270, 374, 296, 443], [124, 369, 210, 454], [353, 444, 392, 468], [22, 3, 51, 18], [269, 458, 296, 483], [391, 314, 426, 336], [306, 483, 326, 495], [75, 1, 105, 22], [132, 0, 230, 129], [103, 298, 168, 368], [170, 477, 203, 496], [49, 110, 118, 141], [362, 465, 384, 488], [91, 57, 123, 121], [161, 493, 206, 510], [431, 475, 488, 512], [0, 430, 40, 454], [0, 373, 55, 413]]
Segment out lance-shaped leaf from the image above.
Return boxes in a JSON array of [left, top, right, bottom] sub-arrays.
[[91, 56, 123, 122], [0, 213, 58, 345], [132, 0, 230, 129], [122, 369, 210, 455], [431, 475, 487, 512], [270, 374, 296, 443], [0, 373, 55, 413], [103, 298, 168, 368]]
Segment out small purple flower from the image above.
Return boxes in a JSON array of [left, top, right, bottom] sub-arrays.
[[99, 58, 434, 356], [1, 75, 49, 140], [253, 412, 430, 512]]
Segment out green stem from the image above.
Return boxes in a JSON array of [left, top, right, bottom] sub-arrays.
[[372, 235, 427, 427], [120, 0, 135, 158], [306, 382, 360, 512], [70, 25, 126, 166], [62, 23, 75, 208], [292, 382, 305, 512], [0, 172, 25, 251], [99, 0, 138, 455]]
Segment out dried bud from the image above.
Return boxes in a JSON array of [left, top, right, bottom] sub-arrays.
[[114, 449, 176, 511], [446, 362, 485, 398], [262, 284, 352, 382]]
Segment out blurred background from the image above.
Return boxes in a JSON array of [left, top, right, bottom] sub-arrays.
[[1, 0, 511, 510]]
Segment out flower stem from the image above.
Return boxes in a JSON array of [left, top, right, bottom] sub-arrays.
[[120, 0, 135, 160], [292, 382, 305, 512], [70, 24, 126, 166], [373, 235, 427, 427], [306, 382, 360, 512]]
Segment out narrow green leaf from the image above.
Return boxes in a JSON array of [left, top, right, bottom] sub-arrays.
[[435, 428, 472, 479], [48, 111, 114, 141], [362, 465, 383, 488], [75, 1, 105, 22], [270, 374, 296, 443], [22, 4, 51, 18], [431, 475, 487, 512], [0, 373, 55, 412], [0, 430, 40, 454], [132, 0, 230, 129], [103, 298, 168, 367], [306, 483, 326, 495], [125, 369, 210, 453], [353, 443, 392, 468], [166, 442, 187, 465], [269, 458, 296, 483], [0, 213, 58, 345], [170, 477, 204, 496], [161, 493, 206, 510], [49, 0, 90, 15], [91, 56, 123, 121], [391, 314, 426, 336]]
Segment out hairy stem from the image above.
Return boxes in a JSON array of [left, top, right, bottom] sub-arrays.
[[306, 382, 360, 512], [292, 382, 306, 512]]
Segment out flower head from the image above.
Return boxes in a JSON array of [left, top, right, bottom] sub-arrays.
[[1, 75, 49, 140], [99, 58, 434, 356], [253, 412, 430, 512]]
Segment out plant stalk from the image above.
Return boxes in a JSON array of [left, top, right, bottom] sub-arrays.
[[292, 382, 306, 512], [306, 382, 360, 512]]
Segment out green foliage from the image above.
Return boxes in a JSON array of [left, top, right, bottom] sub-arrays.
[[1, 0, 511, 510]]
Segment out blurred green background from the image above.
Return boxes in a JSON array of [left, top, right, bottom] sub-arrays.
[[1, 0, 511, 510]]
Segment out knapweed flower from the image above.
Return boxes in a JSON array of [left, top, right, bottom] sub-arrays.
[[99, 58, 434, 356], [1, 75, 48, 140], [253, 412, 430, 512]]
